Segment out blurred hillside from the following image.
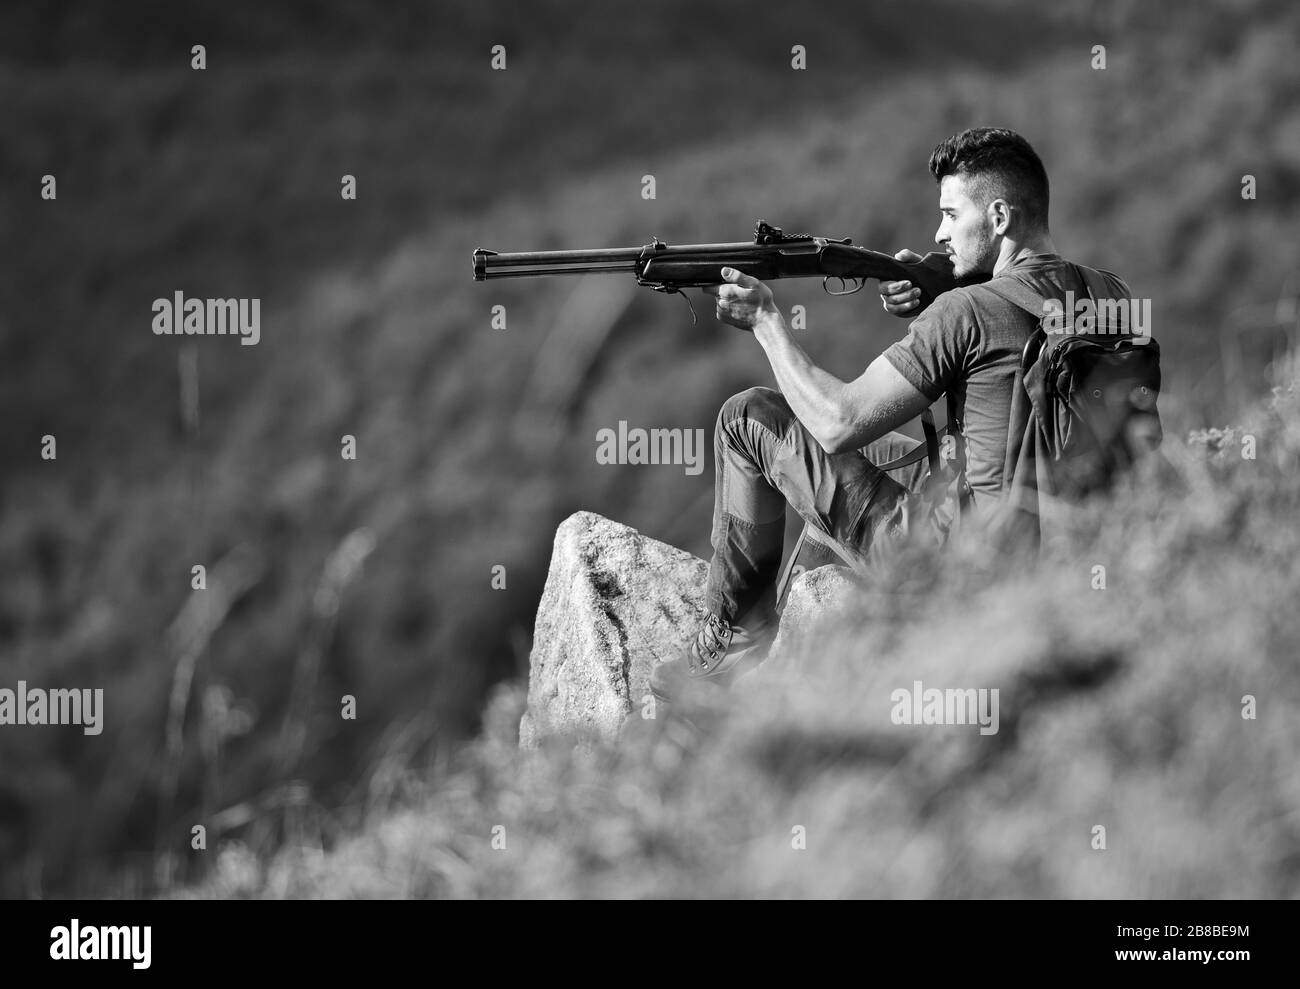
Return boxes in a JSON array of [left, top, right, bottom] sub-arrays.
[[187, 374, 1300, 899], [0, 0, 1297, 895]]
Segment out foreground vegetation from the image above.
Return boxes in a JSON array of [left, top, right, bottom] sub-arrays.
[[185, 375, 1300, 898]]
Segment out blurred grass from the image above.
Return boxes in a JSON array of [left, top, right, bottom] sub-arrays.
[[0, 0, 1297, 895], [183, 371, 1300, 899]]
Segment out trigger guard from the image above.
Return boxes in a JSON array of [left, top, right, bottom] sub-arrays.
[[821, 276, 865, 297]]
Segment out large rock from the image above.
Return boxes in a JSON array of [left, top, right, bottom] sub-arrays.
[[520, 511, 861, 745], [766, 564, 859, 660], [519, 512, 709, 746]]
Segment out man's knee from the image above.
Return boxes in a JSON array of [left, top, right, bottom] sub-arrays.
[[717, 386, 790, 438]]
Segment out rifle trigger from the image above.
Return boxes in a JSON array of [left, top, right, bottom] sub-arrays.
[[679, 289, 698, 325]]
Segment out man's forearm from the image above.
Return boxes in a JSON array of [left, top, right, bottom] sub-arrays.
[[753, 312, 855, 454]]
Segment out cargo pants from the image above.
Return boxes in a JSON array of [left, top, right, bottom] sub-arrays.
[[704, 386, 951, 627]]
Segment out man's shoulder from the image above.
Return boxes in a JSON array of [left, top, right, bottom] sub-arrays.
[[1011, 255, 1133, 300], [951, 258, 1133, 310], [939, 277, 1035, 319], [914, 284, 978, 323], [1087, 265, 1133, 299], [909, 256, 1134, 332]]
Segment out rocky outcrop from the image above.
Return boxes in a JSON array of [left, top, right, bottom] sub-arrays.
[[519, 512, 709, 746], [765, 563, 858, 659], [520, 511, 859, 746]]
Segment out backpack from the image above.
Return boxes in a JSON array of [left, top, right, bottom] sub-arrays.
[[981, 264, 1163, 549]]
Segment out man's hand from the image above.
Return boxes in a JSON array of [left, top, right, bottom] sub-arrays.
[[703, 267, 781, 332], [878, 249, 925, 317]]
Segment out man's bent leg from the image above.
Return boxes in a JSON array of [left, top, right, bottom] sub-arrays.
[[704, 387, 912, 626], [648, 388, 916, 711]]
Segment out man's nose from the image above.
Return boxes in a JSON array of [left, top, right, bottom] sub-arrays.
[[935, 227, 949, 246]]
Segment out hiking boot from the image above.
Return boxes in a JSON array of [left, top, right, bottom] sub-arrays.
[[649, 612, 775, 705]]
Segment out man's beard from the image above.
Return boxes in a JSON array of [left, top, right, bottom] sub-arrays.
[[952, 226, 998, 285]]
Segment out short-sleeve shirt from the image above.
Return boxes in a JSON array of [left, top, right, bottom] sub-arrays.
[[881, 253, 1131, 508]]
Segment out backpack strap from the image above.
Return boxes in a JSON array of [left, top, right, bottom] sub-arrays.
[[979, 277, 1049, 542], [1069, 263, 1129, 333], [1071, 262, 1114, 303], [987, 265, 1129, 332], [945, 389, 974, 514], [920, 407, 941, 477], [981, 277, 1047, 319], [873, 394, 971, 515], [875, 416, 950, 472]]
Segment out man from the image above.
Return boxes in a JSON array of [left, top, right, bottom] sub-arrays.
[[649, 126, 1131, 706]]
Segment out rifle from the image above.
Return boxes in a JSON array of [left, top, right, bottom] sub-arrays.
[[474, 218, 968, 478], [472, 220, 959, 320]]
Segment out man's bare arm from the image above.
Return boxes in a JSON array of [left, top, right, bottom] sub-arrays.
[[708, 267, 932, 455], [756, 323, 931, 453]]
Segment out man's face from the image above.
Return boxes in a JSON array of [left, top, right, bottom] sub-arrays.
[[935, 174, 998, 281]]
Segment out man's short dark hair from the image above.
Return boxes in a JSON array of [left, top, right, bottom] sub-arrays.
[[929, 128, 1050, 230]]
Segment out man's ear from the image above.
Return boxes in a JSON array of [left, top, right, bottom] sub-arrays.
[[989, 199, 1013, 235]]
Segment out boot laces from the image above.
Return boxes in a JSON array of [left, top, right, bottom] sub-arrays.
[[694, 614, 732, 666]]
